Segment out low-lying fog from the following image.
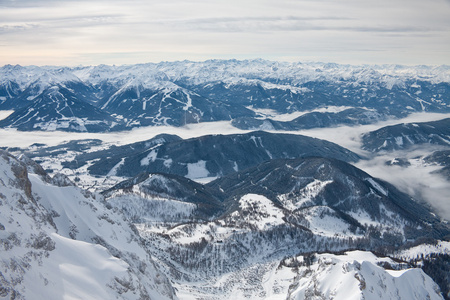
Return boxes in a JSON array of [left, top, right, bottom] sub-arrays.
[[1, 111, 449, 220]]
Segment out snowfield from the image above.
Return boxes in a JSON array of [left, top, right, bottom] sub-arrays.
[[289, 251, 443, 300], [0, 150, 177, 300], [233, 194, 285, 230], [394, 241, 450, 260], [170, 250, 444, 300]]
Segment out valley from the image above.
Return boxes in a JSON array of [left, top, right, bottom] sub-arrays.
[[1, 59, 450, 299]]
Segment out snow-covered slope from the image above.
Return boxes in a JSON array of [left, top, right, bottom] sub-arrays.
[[362, 118, 450, 152], [84, 131, 360, 179], [1, 60, 450, 131], [0, 150, 177, 299], [103, 172, 224, 221], [0, 85, 121, 132], [288, 251, 443, 300], [101, 155, 449, 299], [395, 241, 450, 260]]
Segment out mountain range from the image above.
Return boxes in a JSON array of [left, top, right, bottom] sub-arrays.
[[1, 60, 450, 132], [2, 147, 447, 299], [1, 59, 450, 299], [362, 118, 450, 152], [83, 131, 360, 179]]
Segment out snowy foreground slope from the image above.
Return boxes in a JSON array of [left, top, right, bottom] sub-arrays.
[[0, 149, 448, 299], [0, 150, 177, 300]]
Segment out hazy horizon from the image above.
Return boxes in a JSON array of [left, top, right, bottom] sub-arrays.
[[1, 0, 450, 66], [2, 57, 450, 68]]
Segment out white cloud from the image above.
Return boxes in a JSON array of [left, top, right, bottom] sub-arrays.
[[291, 112, 450, 220], [0, 0, 449, 65], [0, 112, 449, 218], [354, 148, 450, 221]]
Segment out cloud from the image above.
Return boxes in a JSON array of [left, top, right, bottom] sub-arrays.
[[157, 16, 435, 34], [293, 112, 450, 220], [354, 147, 450, 221], [0, 24, 40, 33], [1, 0, 450, 65]]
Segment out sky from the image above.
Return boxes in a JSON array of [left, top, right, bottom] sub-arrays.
[[1, 0, 450, 66]]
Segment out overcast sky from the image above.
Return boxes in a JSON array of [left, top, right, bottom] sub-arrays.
[[1, 0, 450, 66]]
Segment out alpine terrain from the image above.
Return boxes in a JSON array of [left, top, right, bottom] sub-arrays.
[[1, 59, 450, 300], [1, 60, 450, 132]]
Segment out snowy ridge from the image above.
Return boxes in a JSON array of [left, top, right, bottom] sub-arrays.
[[0, 150, 177, 300], [1, 59, 450, 132], [3, 60, 450, 89], [0, 65, 82, 90], [288, 251, 443, 300], [232, 194, 285, 230], [394, 241, 450, 260], [1, 145, 448, 299]]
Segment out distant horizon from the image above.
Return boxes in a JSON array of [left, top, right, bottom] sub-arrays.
[[2, 58, 450, 69], [1, 0, 449, 67]]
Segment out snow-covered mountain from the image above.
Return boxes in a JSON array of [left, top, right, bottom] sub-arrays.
[[77, 131, 360, 179], [232, 107, 386, 130], [1, 146, 448, 299], [287, 251, 443, 300], [1, 60, 450, 132], [362, 118, 450, 152], [0, 85, 122, 132], [0, 150, 177, 299], [13, 131, 360, 189], [208, 156, 444, 239], [2, 59, 450, 300], [101, 155, 449, 299]]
